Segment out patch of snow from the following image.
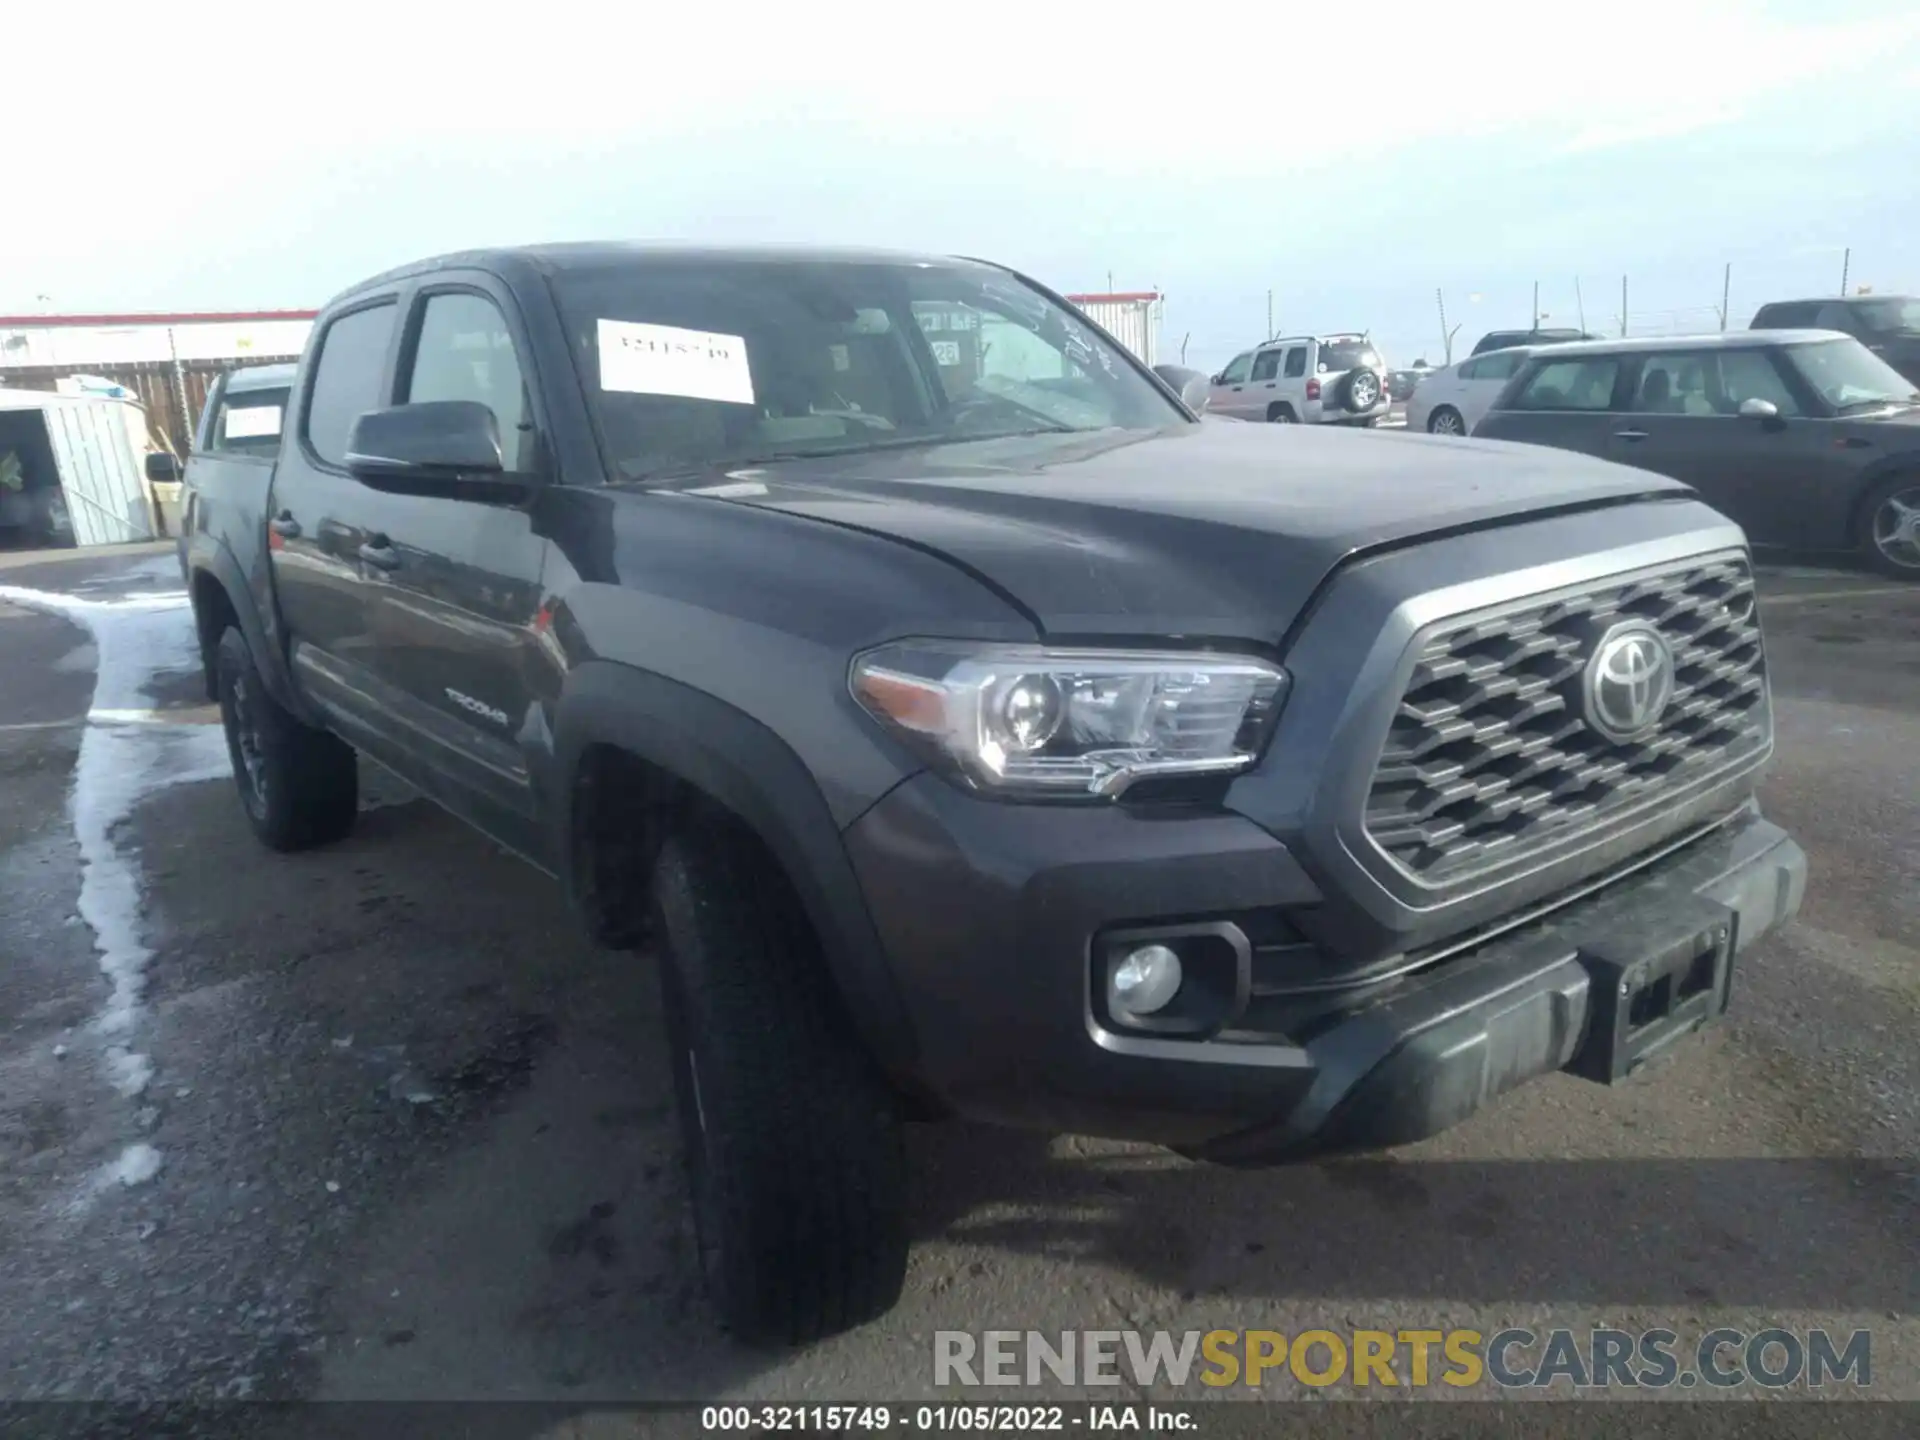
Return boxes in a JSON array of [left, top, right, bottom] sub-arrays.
[[102, 1143, 163, 1189], [105, 1047, 154, 1099]]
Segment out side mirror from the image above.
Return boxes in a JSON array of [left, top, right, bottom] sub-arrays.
[[345, 401, 522, 500], [1737, 397, 1783, 426], [145, 452, 181, 483]]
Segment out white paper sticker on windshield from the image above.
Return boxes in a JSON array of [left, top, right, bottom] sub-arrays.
[[223, 404, 282, 439], [930, 341, 961, 366], [598, 319, 755, 404]]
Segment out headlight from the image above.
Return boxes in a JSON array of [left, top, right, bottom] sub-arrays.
[[850, 642, 1287, 798]]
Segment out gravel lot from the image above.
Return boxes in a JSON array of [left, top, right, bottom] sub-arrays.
[[0, 540, 1915, 1431]]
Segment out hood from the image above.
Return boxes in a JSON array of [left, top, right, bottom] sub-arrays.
[[658, 423, 1687, 641]]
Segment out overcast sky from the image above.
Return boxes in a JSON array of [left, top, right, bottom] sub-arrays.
[[6, 0, 1918, 369]]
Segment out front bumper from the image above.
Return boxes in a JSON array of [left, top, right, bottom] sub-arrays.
[[844, 778, 1806, 1161]]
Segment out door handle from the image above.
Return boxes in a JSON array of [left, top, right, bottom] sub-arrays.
[[1613, 429, 1649, 441], [1263, 382, 1276, 389], [268, 513, 301, 538], [358, 539, 401, 572]]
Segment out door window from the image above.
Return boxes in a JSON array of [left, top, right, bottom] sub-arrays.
[[1751, 302, 1818, 328], [1283, 348, 1307, 378], [1716, 350, 1801, 415], [404, 293, 532, 469], [1219, 353, 1254, 384], [1627, 351, 1718, 415], [1508, 357, 1622, 411], [1249, 350, 1282, 382], [304, 303, 398, 467], [1455, 358, 1483, 380]]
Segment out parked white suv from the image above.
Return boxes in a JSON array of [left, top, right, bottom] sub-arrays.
[[1208, 333, 1390, 426]]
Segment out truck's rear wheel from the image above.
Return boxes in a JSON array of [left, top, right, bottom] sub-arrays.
[[651, 814, 908, 1346], [214, 627, 358, 852]]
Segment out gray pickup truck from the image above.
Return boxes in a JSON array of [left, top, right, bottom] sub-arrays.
[[177, 242, 1807, 1346]]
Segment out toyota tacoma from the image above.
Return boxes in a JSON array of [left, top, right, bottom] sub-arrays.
[[177, 243, 1808, 1346]]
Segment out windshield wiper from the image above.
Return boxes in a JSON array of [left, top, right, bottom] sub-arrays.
[[1836, 398, 1914, 414]]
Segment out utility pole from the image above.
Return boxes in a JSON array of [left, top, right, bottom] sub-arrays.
[[1267, 289, 1274, 339], [1840, 248, 1850, 296], [1575, 277, 1587, 333], [1621, 276, 1629, 337], [1720, 262, 1732, 330], [1532, 281, 1540, 329], [1436, 288, 1449, 362]]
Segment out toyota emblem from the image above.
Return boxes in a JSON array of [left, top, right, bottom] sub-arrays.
[[1582, 621, 1675, 742]]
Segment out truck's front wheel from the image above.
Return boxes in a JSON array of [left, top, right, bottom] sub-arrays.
[[651, 814, 909, 1346], [215, 627, 358, 852]]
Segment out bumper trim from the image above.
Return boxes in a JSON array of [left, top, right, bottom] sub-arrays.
[[1191, 809, 1807, 1166]]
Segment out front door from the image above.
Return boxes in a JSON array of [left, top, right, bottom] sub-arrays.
[[1603, 346, 1838, 547], [1210, 351, 1257, 419], [351, 282, 552, 860]]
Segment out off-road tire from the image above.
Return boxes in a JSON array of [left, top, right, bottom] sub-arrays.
[[652, 814, 909, 1347], [214, 627, 358, 852]]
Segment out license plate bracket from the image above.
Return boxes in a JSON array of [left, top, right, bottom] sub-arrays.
[[1567, 909, 1736, 1085]]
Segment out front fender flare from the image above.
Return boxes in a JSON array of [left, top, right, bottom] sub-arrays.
[[547, 660, 920, 1078]]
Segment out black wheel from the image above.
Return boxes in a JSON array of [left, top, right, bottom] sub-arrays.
[[651, 814, 908, 1347], [214, 627, 358, 851], [1266, 403, 1297, 424], [1428, 406, 1466, 436], [1857, 474, 1920, 579]]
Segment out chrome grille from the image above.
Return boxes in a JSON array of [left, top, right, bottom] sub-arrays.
[[1363, 553, 1768, 883]]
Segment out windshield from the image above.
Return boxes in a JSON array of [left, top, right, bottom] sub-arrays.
[[1856, 298, 1920, 335], [550, 258, 1183, 481], [1785, 339, 1920, 413]]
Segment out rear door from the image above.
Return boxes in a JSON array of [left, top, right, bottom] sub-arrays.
[[1244, 346, 1285, 418], [267, 296, 405, 726], [349, 279, 553, 857], [1476, 352, 1628, 458], [1601, 346, 1835, 545]]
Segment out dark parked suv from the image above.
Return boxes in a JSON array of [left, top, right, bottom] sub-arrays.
[[1750, 294, 1920, 385], [177, 243, 1807, 1345]]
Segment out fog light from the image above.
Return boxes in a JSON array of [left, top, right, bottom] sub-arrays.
[[1110, 944, 1183, 1017]]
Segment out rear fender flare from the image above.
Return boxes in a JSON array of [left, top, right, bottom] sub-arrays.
[[184, 537, 315, 721]]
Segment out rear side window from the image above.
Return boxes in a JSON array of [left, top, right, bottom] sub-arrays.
[[1249, 350, 1282, 381], [1477, 351, 1525, 381], [1751, 302, 1819, 328], [1317, 340, 1380, 373], [1283, 347, 1307, 378], [1508, 357, 1622, 411], [211, 388, 290, 457], [303, 303, 397, 466]]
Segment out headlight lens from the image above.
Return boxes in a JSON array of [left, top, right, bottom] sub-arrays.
[[851, 642, 1287, 798]]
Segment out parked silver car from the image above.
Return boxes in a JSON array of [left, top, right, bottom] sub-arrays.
[[1208, 333, 1390, 426], [1405, 348, 1533, 435]]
